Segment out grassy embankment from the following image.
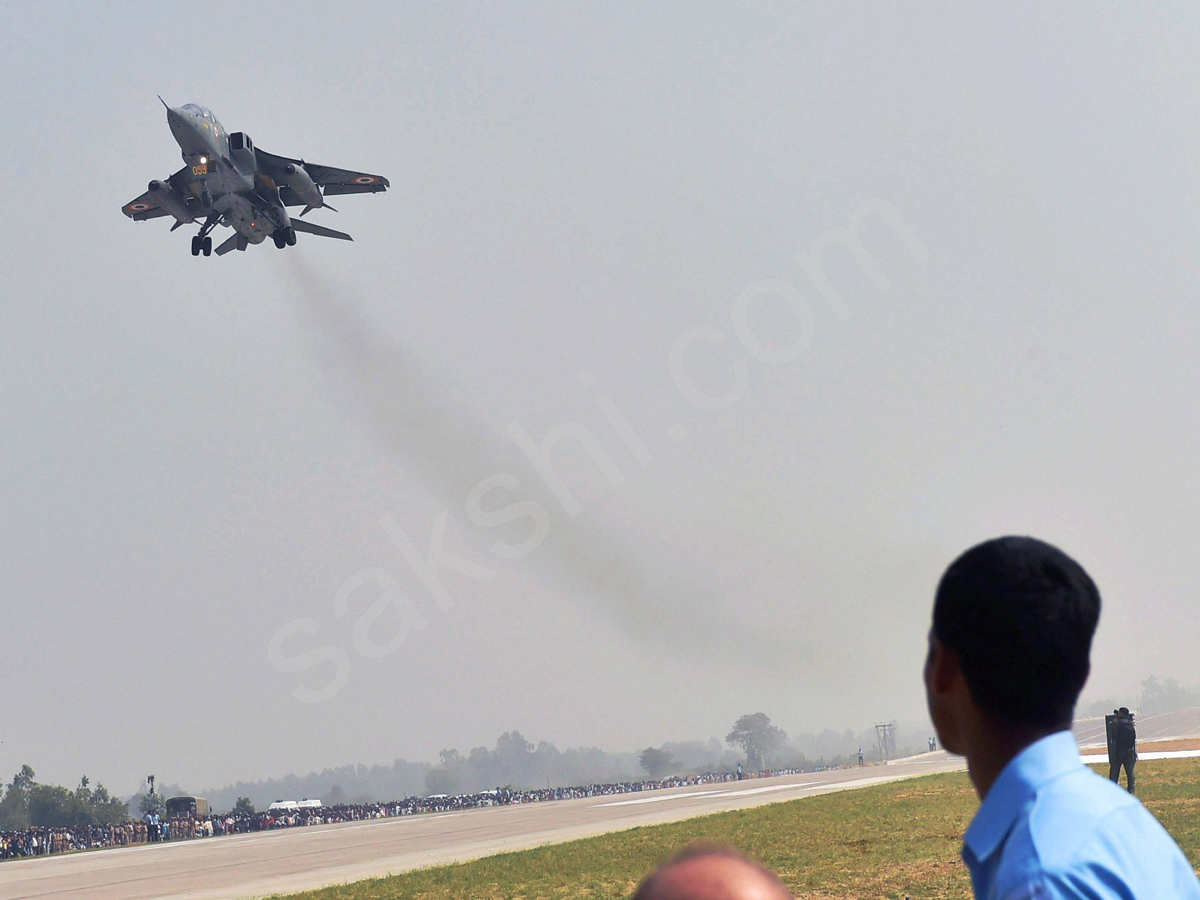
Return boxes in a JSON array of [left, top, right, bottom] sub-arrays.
[[274, 759, 1200, 900]]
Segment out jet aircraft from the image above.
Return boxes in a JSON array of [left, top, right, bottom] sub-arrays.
[[122, 100, 388, 256]]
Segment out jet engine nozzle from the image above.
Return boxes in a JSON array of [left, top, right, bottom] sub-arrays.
[[148, 179, 196, 225]]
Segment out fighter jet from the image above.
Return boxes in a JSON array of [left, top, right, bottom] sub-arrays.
[[122, 100, 388, 256]]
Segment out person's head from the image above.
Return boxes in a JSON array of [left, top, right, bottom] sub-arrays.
[[1119, 706, 1129, 716], [925, 536, 1100, 755], [632, 844, 794, 900]]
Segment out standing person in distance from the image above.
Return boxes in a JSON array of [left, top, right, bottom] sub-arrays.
[[1110, 706, 1138, 794], [924, 536, 1200, 899]]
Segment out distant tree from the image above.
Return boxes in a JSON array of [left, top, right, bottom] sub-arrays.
[[29, 784, 81, 828], [464, 746, 492, 784], [639, 748, 675, 779], [24, 775, 128, 829], [726, 713, 787, 771], [0, 785, 25, 831], [87, 784, 129, 825], [1139, 676, 1200, 714], [425, 769, 458, 796], [0, 765, 36, 830], [493, 731, 536, 787], [530, 740, 565, 788], [233, 797, 255, 816], [138, 791, 166, 817], [13, 765, 35, 793], [1079, 697, 1118, 719]]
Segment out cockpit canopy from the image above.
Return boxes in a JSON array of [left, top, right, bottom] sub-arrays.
[[181, 103, 215, 122]]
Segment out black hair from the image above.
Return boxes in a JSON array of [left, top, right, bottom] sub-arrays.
[[933, 536, 1100, 728]]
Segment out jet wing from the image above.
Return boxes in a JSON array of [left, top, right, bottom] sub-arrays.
[[121, 166, 203, 220], [121, 189, 171, 221], [255, 148, 389, 206]]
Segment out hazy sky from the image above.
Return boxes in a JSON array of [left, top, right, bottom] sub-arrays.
[[3, 2, 1200, 796]]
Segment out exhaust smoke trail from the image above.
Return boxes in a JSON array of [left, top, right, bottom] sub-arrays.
[[279, 258, 820, 671]]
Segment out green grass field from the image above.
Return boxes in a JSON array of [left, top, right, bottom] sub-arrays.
[[273, 760, 1200, 900]]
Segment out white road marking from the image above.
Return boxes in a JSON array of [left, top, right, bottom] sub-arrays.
[[1080, 749, 1200, 762], [718, 782, 822, 797], [589, 790, 724, 808], [590, 780, 827, 807], [310, 814, 462, 836]]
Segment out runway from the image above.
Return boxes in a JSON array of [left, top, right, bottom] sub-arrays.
[[1073, 707, 1200, 748], [0, 757, 964, 900]]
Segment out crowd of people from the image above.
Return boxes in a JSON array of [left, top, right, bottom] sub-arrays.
[[0, 766, 812, 859], [1, 821, 147, 858], [0, 814, 227, 857]]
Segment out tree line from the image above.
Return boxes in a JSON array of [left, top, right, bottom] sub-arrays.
[[1080, 674, 1200, 718], [0, 766, 128, 831], [5, 712, 940, 823]]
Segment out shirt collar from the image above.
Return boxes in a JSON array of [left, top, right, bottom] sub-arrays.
[[963, 730, 1082, 864]]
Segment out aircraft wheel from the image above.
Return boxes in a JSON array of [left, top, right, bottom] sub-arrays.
[[285, 227, 297, 246], [202, 237, 212, 257], [191, 236, 201, 256], [273, 233, 286, 249]]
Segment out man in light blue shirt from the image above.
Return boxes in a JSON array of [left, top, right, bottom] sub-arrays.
[[924, 537, 1200, 899]]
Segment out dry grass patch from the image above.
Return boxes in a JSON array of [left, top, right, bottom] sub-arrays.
[[1135, 740, 1200, 753]]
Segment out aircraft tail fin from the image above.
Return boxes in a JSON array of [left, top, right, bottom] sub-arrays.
[[290, 219, 353, 241]]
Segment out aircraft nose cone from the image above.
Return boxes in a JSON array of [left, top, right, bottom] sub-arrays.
[[167, 107, 187, 130]]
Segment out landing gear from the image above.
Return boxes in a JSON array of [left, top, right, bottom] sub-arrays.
[[273, 227, 297, 249], [285, 227, 296, 246], [192, 213, 220, 258]]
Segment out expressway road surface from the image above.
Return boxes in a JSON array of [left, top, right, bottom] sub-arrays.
[[1073, 707, 1200, 748], [0, 757, 964, 900]]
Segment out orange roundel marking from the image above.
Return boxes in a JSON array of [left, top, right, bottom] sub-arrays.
[[129, 202, 151, 212], [354, 176, 377, 184]]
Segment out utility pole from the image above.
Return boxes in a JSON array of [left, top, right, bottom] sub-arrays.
[[874, 722, 897, 762]]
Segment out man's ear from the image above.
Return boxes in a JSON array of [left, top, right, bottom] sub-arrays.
[[925, 635, 970, 758], [927, 637, 961, 695]]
